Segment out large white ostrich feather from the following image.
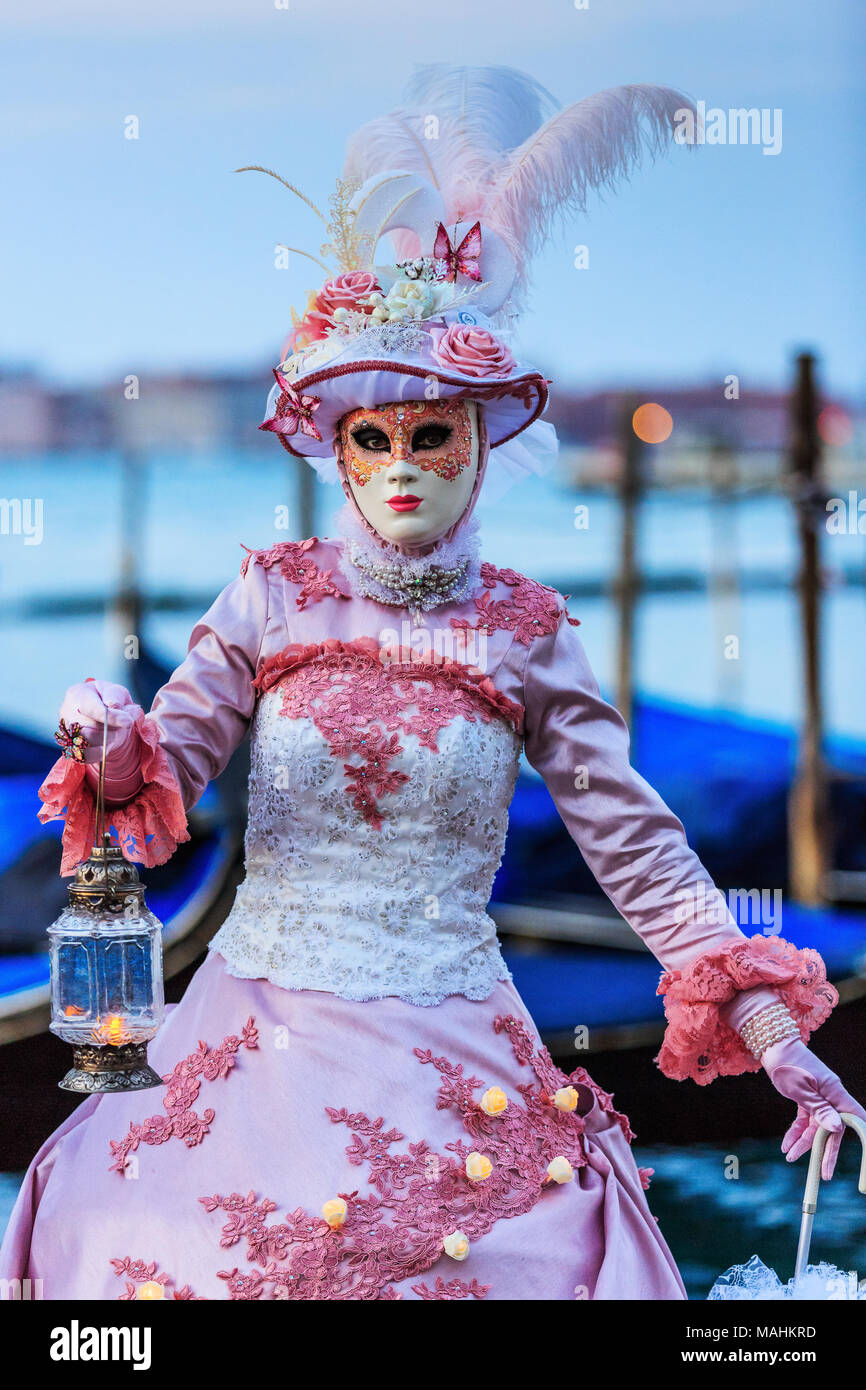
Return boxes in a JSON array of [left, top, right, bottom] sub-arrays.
[[344, 66, 693, 305]]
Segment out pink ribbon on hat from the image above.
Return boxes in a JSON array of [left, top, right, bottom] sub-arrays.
[[261, 374, 323, 442]]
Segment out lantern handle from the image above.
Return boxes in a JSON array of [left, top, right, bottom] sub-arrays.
[[94, 688, 109, 850]]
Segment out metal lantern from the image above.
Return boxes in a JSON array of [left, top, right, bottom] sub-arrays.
[[48, 835, 165, 1092]]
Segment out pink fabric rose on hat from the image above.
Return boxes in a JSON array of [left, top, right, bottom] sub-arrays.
[[432, 322, 516, 379], [314, 272, 381, 318]]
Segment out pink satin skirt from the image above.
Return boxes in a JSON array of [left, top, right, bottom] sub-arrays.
[[0, 952, 685, 1300]]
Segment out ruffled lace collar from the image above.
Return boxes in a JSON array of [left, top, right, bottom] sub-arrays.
[[336, 505, 481, 613]]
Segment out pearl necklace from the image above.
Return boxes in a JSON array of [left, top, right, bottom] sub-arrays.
[[337, 506, 481, 613], [347, 544, 472, 611]]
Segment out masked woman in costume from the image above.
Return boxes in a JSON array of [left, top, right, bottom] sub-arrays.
[[2, 66, 861, 1302]]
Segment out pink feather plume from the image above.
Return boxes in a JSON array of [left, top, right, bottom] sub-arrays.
[[344, 66, 695, 306]]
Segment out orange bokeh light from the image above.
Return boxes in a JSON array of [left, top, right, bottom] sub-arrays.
[[632, 403, 674, 444], [818, 405, 853, 448]]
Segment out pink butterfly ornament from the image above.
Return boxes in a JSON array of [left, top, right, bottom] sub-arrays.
[[433, 221, 483, 283]]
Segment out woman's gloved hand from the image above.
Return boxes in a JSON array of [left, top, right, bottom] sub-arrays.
[[59, 679, 139, 763], [58, 679, 145, 802], [762, 1036, 866, 1179]]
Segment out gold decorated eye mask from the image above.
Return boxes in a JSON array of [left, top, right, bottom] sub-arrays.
[[339, 400, 473, 486]]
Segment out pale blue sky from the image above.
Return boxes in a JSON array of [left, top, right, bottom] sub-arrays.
[[2, 0, 864, 398]]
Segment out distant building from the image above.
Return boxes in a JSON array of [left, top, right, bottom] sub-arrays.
[[0, 368, 860, 486], [99, 371, 273, 453], [0, 371, 57, 452]]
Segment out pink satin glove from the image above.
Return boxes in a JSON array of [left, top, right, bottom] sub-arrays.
[[59, 679, 145, 803], [762, 1037, 866, 1179]]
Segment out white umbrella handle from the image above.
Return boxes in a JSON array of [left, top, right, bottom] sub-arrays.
[[793, 1112, 866, 1282]]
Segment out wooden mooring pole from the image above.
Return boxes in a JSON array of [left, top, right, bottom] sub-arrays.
[[112, 448, 144, 671], [297, 453, 315, 541], [787, 351, 829, 906], [615, 398, 642, 733]]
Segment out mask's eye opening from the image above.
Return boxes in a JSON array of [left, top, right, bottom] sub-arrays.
[[411, 425, 452, 451], [350, 425, 391, 452]]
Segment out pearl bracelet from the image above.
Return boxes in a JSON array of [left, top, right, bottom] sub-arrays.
[[739, 1003, 800, 1060]]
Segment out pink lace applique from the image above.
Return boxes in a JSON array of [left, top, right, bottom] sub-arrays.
[[638, 1167, 654, 1191], [493, 1012, 635, 1142], [110, 1013, 592, 1300], [452, 562, 564, 646], [108, 1018, 259, 1174], [412, 1276, 490, 1300], [111, 1257, 203, 1301], [253, 637, 524, 830], [38, 711, 189, 877], [240, 537, 350, 610], [655, 933, 838, 1085]]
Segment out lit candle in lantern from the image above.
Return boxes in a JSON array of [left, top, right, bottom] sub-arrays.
[[91, 1014, 133, 1047]]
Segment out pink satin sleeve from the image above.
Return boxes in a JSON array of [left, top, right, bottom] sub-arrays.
[[521, 610, 835, 1083], [149, 561, 270, 810], [522, 613, 747, 968]]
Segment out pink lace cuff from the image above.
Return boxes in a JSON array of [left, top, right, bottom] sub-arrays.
[[655, 934, 838, 1085], [38, 712, 190, 876]]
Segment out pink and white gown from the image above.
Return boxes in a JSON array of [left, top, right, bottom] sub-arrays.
[[0, 536, 836, 1301]]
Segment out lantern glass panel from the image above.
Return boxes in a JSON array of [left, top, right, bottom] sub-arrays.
[[49, 903, 164, 1048]]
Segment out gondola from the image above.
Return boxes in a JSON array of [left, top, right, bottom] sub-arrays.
[[3, 684, 864, 1047], [1, 659, 864, 1158], [493, 692, 866, 1051]]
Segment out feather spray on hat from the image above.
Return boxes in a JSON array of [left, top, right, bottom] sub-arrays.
[[344, 65, 694, 309], [246, 64, 694, 481]]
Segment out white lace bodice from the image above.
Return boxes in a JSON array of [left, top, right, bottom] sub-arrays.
[[210, 686, 522, 1005], [119, 535, 796, 1070]]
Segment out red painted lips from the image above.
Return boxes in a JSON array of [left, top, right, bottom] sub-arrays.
[[386, 495, 422, 512]]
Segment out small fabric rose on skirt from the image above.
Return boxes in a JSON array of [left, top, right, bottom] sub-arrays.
[[465, 1152, 493, 1182], [137, 1281, 165, 1300], [432, 322, 516, 379], [546, 1156, 575, 1185], [443, 1230, 470, 1261], [321, 1197, 348, 1229], [552, 1085, 579, 1113], [479, 1086, 508, 1117]]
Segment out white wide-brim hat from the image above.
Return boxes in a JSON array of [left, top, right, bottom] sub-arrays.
[[261, 307, 547, 463], [249, 66, 693, 497]]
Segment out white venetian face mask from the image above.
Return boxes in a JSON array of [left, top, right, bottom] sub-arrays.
[[338, 398, 479, 547]]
